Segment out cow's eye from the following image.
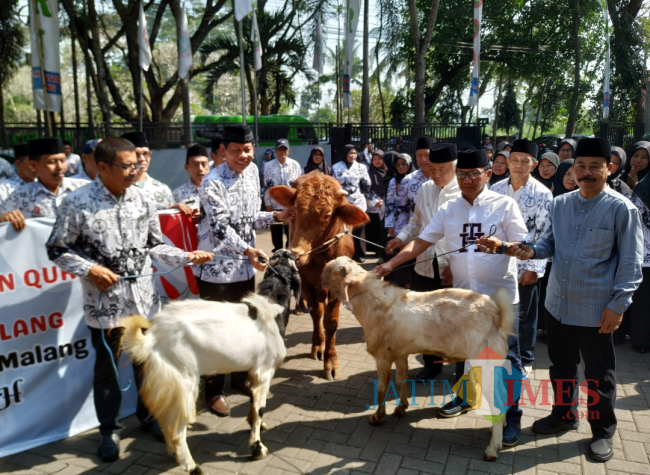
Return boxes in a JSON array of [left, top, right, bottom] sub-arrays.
[[323, 213, 332, 220]]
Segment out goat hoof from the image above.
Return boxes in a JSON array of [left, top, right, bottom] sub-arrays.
[[369, 414, 384, 426], [190, 465, 204, 475], [261, 422, 268, 432], [484, 449, 498, 461], [252, 441, 269, 460]]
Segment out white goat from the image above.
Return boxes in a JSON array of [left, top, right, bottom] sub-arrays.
[[119, 294, 287, 474], [321, 256, 516, 461]]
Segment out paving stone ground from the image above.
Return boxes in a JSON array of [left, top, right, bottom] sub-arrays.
[[3, 229, 650, 475]]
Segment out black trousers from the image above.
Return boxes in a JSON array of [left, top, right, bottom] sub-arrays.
[[271, 222, 289, 252], [628, 267, 650, 349], [411, 259, 449, 370], [518, 280, 540, 367], [352, 224, 366, 259], [546, 313, 617, 439], [537, 262, 552, 332], [197, 277, 256, 397], [90, 327, 153, 435], [365, 213, 385, 255]]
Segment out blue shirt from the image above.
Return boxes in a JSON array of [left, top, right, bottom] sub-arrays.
[[533, 187, 643, 326]]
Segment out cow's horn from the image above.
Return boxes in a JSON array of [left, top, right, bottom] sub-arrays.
[[338, 189, 348, 196]]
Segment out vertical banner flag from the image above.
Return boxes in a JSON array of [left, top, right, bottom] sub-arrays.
[[139, 1, 152, 71], [343, 0, 361, 108], [468, 0, 483, 107], [178, 6, 193, 79], [601, 0, 610, 119], [313, 12, 324, 74], [235, 0, 253, 21], [251, 11, 262, 71], [29, 0, 61, 113]]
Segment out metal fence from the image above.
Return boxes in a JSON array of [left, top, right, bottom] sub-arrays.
[[598, 122, 647, 149]]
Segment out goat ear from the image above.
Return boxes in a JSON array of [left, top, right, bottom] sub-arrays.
[[269, 186, 297, 207], [338, 279, 352, 311], [338, 204, 370, 227]]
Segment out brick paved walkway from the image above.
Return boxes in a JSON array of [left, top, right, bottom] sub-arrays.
[[2, 230, 650, 475]]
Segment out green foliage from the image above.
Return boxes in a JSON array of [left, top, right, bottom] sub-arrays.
[[499, 81, 520, 135], [0, 0, 25, 89]]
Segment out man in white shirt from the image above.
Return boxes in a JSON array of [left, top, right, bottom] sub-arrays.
[[0, 144, 38, 205], [490, 139, 552, 376], [63, 141, 82, 176], [72, 139, 102, 181], [173, 144, 209, 213], [264, 138, 302, 252], [386, 143, 461, 380], [374, 148, 528, 447], [359, 142, 373, 169]]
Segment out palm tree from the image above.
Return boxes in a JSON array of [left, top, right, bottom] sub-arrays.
[[200, 10, 315, 115], [0, 0, 25, 146]]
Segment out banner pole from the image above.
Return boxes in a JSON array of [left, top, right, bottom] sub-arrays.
[[254, 72, 259, 145], [32, 0, 52, 136], [238, 18, 247, 126], [140, 69, 144, 132], [317, 77, 321, 143]]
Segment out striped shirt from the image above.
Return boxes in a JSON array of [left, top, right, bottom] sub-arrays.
[[532, 187, 643, 326]]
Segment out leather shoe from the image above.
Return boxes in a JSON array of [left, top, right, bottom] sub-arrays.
[[588, 437, 614, 462], [141, 420, 165, 442], [532, 414, 579, 434], [98, 433, 120, 462], [415, 365, 443, 380], [206, 395, 230, 417], [502, 419, 521, 447], [439, 398, 473, 418], [231, 380, 253, 398]]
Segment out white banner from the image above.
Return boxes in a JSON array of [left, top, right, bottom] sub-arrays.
[[343, 0, 360, 108], [251, 11, 262, 72], [0, 220, 137, 458], [29, 0, 61, 113], [139, 1, 152, 71], [468, 0, 482, 107], [178, 6, 193, 80], [313, 12, 324, 75], [601, 0, 610, 119], [234, 0, 252, 21]]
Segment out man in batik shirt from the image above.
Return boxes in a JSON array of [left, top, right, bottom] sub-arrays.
[[173, 144, 210, 212], [0, 143, 38, 205]]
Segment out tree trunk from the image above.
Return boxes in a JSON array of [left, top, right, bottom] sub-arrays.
[[532, 79, 548, 139], [0, 87, 5, 149], [361, 0, 369, 129], [565, 0, 581, 137], [376, 0, 386, 126], [519, 78, 538, 138], [492, 69, 505, 144]]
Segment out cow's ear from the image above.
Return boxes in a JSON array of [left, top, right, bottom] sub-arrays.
[[269, 186, 297, 207], [338, 204, 370, 227]]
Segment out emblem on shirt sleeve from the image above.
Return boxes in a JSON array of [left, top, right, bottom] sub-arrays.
[[32, 205, 41, 216]]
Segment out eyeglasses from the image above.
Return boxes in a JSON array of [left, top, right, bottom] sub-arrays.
[[107, 162, 142, 172], [456, 170, 487, 180]]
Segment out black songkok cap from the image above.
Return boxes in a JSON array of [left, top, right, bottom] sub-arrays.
[[429, 143, 457, 163], [575, 138, 611, 161], [28, 137, 64, 160], [186, 144, 208, 160], [121, 131, 149, 148], [211, 133, 223, 151], [416, 136, 435, 150], [13, 143, 30, 159], [457, 149, 488, 169], [222, 125, 254, 144], [510, 139, 539, 160]]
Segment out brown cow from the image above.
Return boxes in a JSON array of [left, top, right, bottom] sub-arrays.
[[269, 172, 369, 380]]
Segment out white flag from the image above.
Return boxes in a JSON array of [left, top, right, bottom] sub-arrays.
[[138, 1, 152, 71], [29, 0, 61, 113], [601, 0, 611, 119], [313, 12, 324, 75], [343, 0, 360, 108], [178, 6, 193, 79], [250, 11, 262, 71], [234, 0, 252, 21], [467, 0, 482, 107]]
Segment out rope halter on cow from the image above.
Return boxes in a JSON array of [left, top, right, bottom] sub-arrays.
[[296, 229, 351, 259]]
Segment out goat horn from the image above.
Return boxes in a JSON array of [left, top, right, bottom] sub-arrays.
[[288, 259, 298, 273]]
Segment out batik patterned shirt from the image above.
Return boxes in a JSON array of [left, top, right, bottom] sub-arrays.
[[0, 177, 89, 218], [71, 169, 92, 181], [0, 174, 34, 205], [332, 161, 371, 212], [395, 169, 429, 233], [365, 190, 385, 217], [46, 179, 190, 329], [173, 180, 201, 209], [65, 154, 82, 176], [491, 176, 552, 278], [0, 158, 14, 181], [263, 158, 302, 209], [135, 174, 174, 210], [194, 162, 274, 284], [630, 194, 650, 268]]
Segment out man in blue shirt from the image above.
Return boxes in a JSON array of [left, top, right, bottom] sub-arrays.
[[478, 138, 643, 462]]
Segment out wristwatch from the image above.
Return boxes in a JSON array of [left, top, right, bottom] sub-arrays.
[[496, 241, 508, 255]]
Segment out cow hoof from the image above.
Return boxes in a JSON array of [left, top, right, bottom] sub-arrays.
[[252, 441, 269, 460], [324, 368, 340, 380], [393, 406, 407, 417], [261, 422, 268, 432], [190, 465, 204, 475], [369, 414, 384, 426], [310, 348, 323, 360]]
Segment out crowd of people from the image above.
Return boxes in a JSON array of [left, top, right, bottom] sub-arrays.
[[1, 128, 649, 464]]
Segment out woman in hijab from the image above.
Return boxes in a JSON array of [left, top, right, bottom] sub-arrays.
[[608, 146, 633, 198], [496, 142, 508, 153], [533, 152, 559, 190], [304, 146, 332, 175], [622, 141, 650, 190], [488, 151, 510, 187], [332, 144, 372, 262], [364, 150, 387, 255], [483, 145, 494, 161], [557, 138, 577, 162], [384, 153, 414, 287], [551, 159, 576, 197]]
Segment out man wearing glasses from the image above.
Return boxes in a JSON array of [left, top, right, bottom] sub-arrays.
[[120, 132, 192, 216], [373, 148, 529, 446]]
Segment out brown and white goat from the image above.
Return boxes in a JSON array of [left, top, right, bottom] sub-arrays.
[[321, 256, 516, 461]]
